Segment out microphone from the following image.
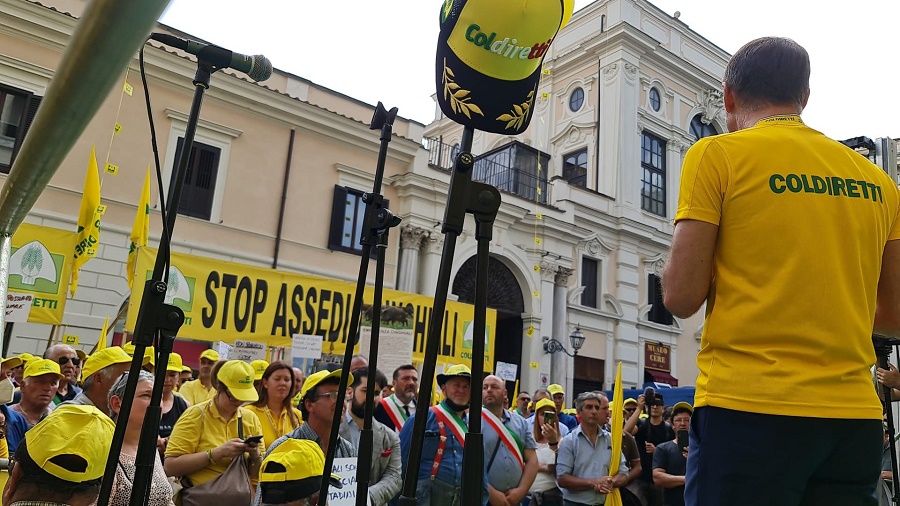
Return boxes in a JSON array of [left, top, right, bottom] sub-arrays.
[[149, 33, 273, 82]]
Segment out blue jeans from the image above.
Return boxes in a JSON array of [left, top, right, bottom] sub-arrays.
[[685, 406, 882, 506]]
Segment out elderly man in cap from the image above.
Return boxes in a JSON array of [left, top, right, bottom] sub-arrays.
[[4, 359, 65, 452], [65, 346, 131, 408], [399, 364, 488, 506], [548, 384, 578, 430], [652, 402, 692, 506], [179, 348, 219, 405], [257, 438, 343, 506], [44, 344, 82, 405], [1, 356, 22, 380], [3, 403, 116, 506]]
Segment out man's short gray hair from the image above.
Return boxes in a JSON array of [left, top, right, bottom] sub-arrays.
[[575, 391, 606, 411], [107, 370, 154, 417], [83, 365, 124, 392]]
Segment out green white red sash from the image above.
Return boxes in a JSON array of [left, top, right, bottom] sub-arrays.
[[380, 394, 408, 432], [431, 403, 467, 447], [482, 408, 524, 470]]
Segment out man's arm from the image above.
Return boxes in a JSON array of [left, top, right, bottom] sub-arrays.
[[652, 467, 686, 488], [505, 448, 538, 505], [875, 240, 900, 337], [369, 427, 403, 506], [624, 396, 645, 436], [662, 219, 718, 319]]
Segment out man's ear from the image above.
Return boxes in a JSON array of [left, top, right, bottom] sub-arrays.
[[109, 395, 122, 416], [723, 82, 736, 113]]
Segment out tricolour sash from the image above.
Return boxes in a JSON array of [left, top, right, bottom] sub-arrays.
[[482, 408, 524, 470], [431, 403, 467, 447], [380, 394, 408, 432]]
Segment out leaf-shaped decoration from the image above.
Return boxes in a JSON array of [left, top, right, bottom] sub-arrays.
[[448, 82, 460, 90], [453, 89, 470, 99], [513, 104, 523, 115], [506, 120, 518, 129], [527, 91, 535, 99], [446, 67, 455, 78], [461, 105, 472, 119], [467, 103, 483, 116], [497, 114, 515, 122]]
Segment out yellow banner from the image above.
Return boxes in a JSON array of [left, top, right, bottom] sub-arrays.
[[8, 223, 76, 324], [127, 248, 496, 371]]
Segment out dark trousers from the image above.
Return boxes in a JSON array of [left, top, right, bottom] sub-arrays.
[[685, 406, 882, 506]]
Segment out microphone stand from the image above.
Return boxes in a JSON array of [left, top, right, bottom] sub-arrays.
[[398, 125, 500, 506], [97, 58, 219, 506], [317, 103, 401, 506], [874, 334, 900, 504]]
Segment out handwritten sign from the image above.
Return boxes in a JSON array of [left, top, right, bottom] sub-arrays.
[[644, 343, 671, 372], [495, 361, 518, 382], [292, 334, 324, 360], [5, 293, 33, 323], [231, 340, 267, 362], [215, 341, 233, 360], [329, 457, 370, 506]]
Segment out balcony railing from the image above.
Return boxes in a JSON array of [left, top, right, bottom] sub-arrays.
[[424, 136, 551, 205]]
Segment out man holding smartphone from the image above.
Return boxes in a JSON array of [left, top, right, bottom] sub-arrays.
[[652, 402, 692, 506]]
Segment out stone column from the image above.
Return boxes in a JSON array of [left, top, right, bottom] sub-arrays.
[[397, 225, 428, 294], [551, 267, 573, 390], [418, 232, 444, 296]]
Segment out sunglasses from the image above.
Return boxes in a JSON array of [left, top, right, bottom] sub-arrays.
[[57, 357, 81, 366]]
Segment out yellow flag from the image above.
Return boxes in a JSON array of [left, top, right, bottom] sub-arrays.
[[70, 146, 101, 297], [606, 362, 625, 506], [127, 166, 151, 286], [97, 316, 109, 351]]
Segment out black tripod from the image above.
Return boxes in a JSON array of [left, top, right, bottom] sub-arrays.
[[316, 103, 402, 506], [875, 335, 899, 504], [398, 125, 500, 506], [96, 54, 221, 506]]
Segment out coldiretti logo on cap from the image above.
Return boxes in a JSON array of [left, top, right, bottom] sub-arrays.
[[446, 1, 564, 80], [239, 375, 252, 385]]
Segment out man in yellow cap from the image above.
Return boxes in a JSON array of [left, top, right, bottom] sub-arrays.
[[2, 403, 116, 505], [66, 346, 132, 409], [399, 364, 488, 505], [179, 365, 194, 390], [1, 356, 22, 380], [255, 368, 356, 506], [179, 348, 219, 405], [547, 384, 577, 431], [4, 359, 65, 452], [257, 438, 343, 506], [10, 353, 34, 389]]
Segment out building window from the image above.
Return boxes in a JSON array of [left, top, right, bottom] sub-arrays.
[[649, 87, 661, 112], [171, 138, 220, 220], [0, 85, 42, 174], [569, 87, 584, 112], [563, 149, 588, 187], [581, 257, 598, 308], [690, 114, 718, 140], [473, 141, 550, 204], [648, 273, 673, 325], [450, 143, 460, 162], [328, 186, 390, 255], [640, 132, 666, 217]]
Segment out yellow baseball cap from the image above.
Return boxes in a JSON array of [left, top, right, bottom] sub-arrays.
[[142, 346, 155, 368], [18, 352, 35, 365], [122, 341, 136, 355], [24, 404, 115, 482], [548, 384, 565, 396], [199, 349, 220, 362], [182, 365, 192, 373], [167, 353, 184, 373], [23, 359, 65, 380], [436, 364, 471, 387], [251, 360, 270, 381], [81, 346, 131, 380], [672, 401, 693, 415], [1, 356, 22, 369], [260, 439, 342, 503], [75, 349, 87, 362], [217, 360, 258, 402], [623, 398, 638, 406], [534, 398, 555, 413], [300, 369, 351, 400]]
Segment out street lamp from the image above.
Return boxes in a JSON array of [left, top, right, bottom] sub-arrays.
[[543, 326, 586, 357]]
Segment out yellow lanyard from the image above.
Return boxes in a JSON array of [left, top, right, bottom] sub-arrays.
[[264, 406, 288, 439]]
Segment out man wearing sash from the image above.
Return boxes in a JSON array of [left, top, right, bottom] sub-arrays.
[[375, 364, 418, 432], [399, 364, 488, 506], [482, 375, 538, 506]]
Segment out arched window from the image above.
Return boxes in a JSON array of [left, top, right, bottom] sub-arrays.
[[690, 114, 717, 140], [569, 87, 585, 112], [649, 87, 661, 112]]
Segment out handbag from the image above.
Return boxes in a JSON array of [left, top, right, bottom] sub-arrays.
[[179, 406, 252, 505]]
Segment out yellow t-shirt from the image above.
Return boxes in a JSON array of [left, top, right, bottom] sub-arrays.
[[178, 379, 216, 406], [165, 400, 264, 486], [243, 404, 303, 449], [676, 115, 900, 419]]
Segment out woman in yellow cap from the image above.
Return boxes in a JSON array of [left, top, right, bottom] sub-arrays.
[[528, 398, 563, 505], [158, 353, 191, 454], [245, 361, 302, 449], [164, 360, 264, 502], [108, 370, 175, 505]]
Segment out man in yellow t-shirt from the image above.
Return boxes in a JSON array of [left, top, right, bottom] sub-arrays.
[[179, 349, 219, 405], [664, 37, 900, 505]]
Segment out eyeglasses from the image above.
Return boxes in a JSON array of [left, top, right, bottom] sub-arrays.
[[521, 398, 531, 402], [316, 391, 340, 401], [624, 408, 636, 413], [57, 357, 81, 367]]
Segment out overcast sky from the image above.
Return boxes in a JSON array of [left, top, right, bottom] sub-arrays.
[[159, 0, 899, 141]]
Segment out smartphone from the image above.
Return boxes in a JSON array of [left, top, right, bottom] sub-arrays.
[[677, 430, 689, 452], [543, 411, 556, 425], [243, 435, 263, 445]]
